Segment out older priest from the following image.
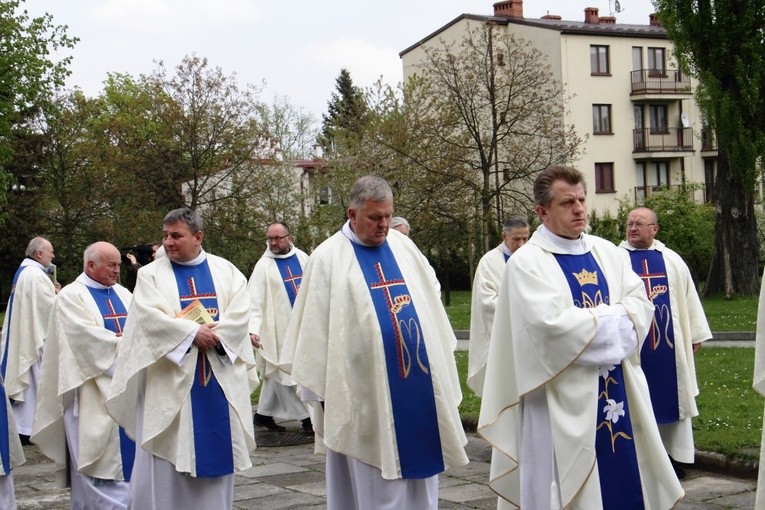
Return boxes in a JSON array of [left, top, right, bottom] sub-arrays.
[[32, 242, 134, 509], [479, 166, 683, 509], [106, 208, 257, 509], [280, 176, 468, 510]]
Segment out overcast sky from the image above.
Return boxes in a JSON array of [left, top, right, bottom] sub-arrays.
[[23, 0, 657, 120]]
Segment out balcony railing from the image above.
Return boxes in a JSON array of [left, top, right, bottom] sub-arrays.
[[634, 184, 711, 204], [630, 69, 692, 95], [633, 127, 694, 152]]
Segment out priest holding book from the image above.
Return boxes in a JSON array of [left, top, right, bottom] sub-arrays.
[[106, 208, 257, 510]]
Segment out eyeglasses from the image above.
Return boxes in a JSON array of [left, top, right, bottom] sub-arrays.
[[626, 222, 656, 229], [266, 235, 290, 242]]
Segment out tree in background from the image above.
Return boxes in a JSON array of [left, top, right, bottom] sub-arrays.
[[0, 0, 77, 219], [408, 23, 583, 253], [655, 0, 765, 296], [318, 68, 369, 154]]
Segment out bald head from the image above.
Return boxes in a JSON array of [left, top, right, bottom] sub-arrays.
[[83, 242, 122, 287]]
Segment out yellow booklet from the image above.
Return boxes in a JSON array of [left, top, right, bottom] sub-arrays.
[[175, 299, 214, 324]]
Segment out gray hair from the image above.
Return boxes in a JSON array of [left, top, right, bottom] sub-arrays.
[[503, 216, 529, 233], [25, 237, 50, 258], [349, 176, 393, 210], [163, 207, 203, 233], [533, 165, 587, 207], [390, 217, 410, 230]]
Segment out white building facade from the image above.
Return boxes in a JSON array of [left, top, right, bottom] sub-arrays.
[[400, 1, 716, 214]]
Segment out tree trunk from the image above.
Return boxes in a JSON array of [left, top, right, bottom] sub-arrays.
[[703, 150, 760, 297]]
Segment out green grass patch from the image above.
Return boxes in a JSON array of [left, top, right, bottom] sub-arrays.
[[455, 347, 763, 461], [694, 347, 761, 460], [702, 295, 759, 332], [442, 290, 470, 330]]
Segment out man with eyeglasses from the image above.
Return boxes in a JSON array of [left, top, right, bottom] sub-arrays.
[[619, 206, 711, 478], [247, 222, 312, 433]]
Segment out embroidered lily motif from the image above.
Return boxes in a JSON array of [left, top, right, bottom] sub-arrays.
[[603, 398, 625, 423]]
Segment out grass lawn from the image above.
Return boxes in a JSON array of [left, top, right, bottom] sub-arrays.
[[443, 290, 759, 332]]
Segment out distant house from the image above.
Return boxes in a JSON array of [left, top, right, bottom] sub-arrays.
[[400, 0, 717, 214]]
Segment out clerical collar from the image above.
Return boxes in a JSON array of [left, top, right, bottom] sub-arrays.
[[498, 243, 513, 257], [76, 272, 111, 290], [342, 220, 378, 247], [20, 257, 45, 271], [173, 249, 207, 266], [538, 225, 588, 255]]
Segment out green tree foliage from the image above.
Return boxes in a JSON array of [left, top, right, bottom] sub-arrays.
[[654, 0, 765, 296], [318, 68, 369, 153], [0, 0, 77, 218]]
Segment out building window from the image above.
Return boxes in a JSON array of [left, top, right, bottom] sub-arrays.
[[590, 45, 610, 75], [647, 47, 666, 77], [318, 185, 332, 205], [592, 104, 612, 134], [595, 163, 615, 193], [649, 104, 668, 133]]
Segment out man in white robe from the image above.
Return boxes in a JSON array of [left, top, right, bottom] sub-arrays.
[[248, 221, 312, 432], [105, 208, 257, 510], [0, 374, 25, 509], [479, 165, 684, 509], [753, 268, 765, 509], [619, 207, 711, 475], [467, 216, 529, 397], [280, 176, 469, 510], [1, 236, 59, 441], [32, 242, 134, 509]]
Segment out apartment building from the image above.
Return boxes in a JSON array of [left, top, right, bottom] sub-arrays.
[[400, 0, 716, 214]]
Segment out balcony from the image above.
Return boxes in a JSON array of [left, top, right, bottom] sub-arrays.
[[633, 127, 694, 153], [630, 69, 692, 96], [634, 184, 712, 204]]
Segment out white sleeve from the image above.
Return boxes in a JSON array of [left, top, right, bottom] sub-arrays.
[[577, 303, 639, 365], [164, 326, 198, 366]]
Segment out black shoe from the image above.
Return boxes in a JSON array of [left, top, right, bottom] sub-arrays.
[[19, 434, 31, 446], [253, 413, 286, 432], [302, 417, 314, 434]]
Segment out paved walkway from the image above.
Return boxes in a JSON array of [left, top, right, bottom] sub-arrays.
[[12, 425, 757, 509]]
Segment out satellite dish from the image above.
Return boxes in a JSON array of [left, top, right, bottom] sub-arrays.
[[681, 113, 690, 128]]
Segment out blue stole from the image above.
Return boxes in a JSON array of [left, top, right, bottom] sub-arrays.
[[171, 260, 234, 477], [85, 286, 135, 481], [351, 241, 444, 479], [0, 378, 11, 475], [502, 252, 510, 263], [627, 250, 679, 423], [554, 253, 645, 510], [1, 265, 30, 379], [274, 255, 303, 307]]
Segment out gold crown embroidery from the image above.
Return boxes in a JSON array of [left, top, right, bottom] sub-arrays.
[[574, 268, 598, 286]]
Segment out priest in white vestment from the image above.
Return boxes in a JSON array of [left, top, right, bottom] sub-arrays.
[[479, 165, 684, 509], [0, 374, 25, 509], [619, 207, 711, 473], [467, 216, 529, 397], [32, 242, 135, 509], [280, 176, 469, 510], [0, 236, 59, 440], [248, 221, 312, 433], [752, 268, 765, 509], [105, 208, 257, 510]]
